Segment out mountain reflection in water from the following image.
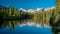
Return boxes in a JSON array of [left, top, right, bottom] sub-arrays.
[[0, 20, 52, 34]]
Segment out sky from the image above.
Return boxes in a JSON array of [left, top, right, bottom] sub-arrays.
[[0, 0, 55, 10]]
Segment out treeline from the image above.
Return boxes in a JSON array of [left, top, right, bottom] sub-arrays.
[[32, 7, 60, 26], [0, 6, 32, 19]]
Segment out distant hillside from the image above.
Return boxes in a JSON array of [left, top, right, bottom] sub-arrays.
[[0, 4, 4, 8], [0, 4, 9, 9]]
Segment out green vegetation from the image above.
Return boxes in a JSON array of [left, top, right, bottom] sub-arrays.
[[0, 5, 59, 26], [0, 2, 60, 33], [0, 6, 32, 19], [32, 8, 56, 26]]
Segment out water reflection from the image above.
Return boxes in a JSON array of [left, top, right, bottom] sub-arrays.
[[0, 20, 53, 34]]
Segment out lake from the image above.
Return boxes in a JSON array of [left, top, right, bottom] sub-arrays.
[[0, 20, 52, 34]]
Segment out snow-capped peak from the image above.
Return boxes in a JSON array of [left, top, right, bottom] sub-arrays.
[[18, 7, 55, 12], [18, 8, 27, 12], [36, 8, 43, 11], [18, 8, 24, 11]]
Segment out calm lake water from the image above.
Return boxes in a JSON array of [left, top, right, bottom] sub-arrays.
[[0, 20, 52, 34]]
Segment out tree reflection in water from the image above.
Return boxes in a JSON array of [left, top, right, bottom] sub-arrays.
[[0, 19, 50, 31], [0, 19, 60, 34], [0, 20, 21, 31]]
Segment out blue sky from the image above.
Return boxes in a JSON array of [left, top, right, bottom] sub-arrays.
[[0, 0, 55, 10]]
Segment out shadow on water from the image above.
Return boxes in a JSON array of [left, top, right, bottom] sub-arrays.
[[0, 20, 4, 29], [0, 15, 4, 29], [50, 17, 60, 34], [0, 20, 21, 31]]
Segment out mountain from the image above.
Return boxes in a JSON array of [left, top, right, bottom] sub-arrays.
[[18, 7, 55, 13], [0, 4, 10, 10], [18, 8, 27, 12], [0, 5, 4, 8]]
